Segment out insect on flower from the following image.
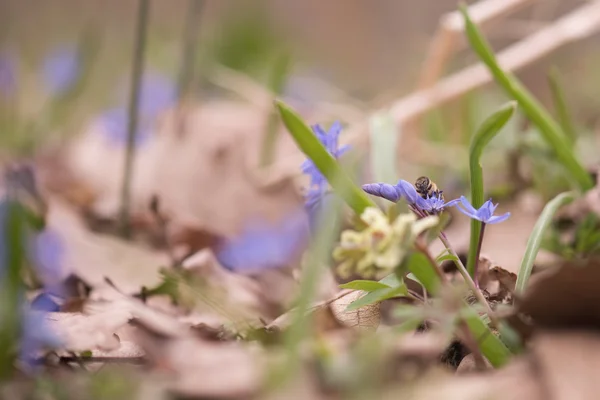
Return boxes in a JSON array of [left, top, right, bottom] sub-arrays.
[[414, 176, 444, 202]]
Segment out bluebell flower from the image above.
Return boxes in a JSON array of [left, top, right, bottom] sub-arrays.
[[216, 210, 309, 273], [363, 179, 459, 214], [361, 183, 401, 203], [455, 196, 510, 224], [301, 122, 350, 218], [42, 45, 80, 96], [301, 122, 350, 187], [0, 53, 17, 98]]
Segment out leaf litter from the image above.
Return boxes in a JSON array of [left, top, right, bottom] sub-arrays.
[[3, 91, 600, 399]]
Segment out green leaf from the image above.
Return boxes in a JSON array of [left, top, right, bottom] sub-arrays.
[[460, 5, 593, 191], [275, 100, 377, 215], [467, 101, 516, 277], [339, 280, 391, 292], [515, 191, 576, 293], [393, 316, 424, 334], [369, 112, 398, 184], [405, 252, 441, 295], [436, 254, 459, 263], [345, 283, 408, 311], [463, 309, 512, 367], [548, 67, 577, 146], [379, 273, 403, 287], [405, 272, 423, 286]]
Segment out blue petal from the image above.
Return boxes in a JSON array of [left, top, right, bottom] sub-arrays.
[[362, 183, 400, 202], [443, 198, 461, 208], [459, 196, 479, 215], [396, 180, 419, 205], [486, 212, 511, 224], [455, 204, 481, 221]]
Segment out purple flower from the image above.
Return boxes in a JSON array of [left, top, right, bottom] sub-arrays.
[[362, 183, 401, 203], [363, 179, 459, 214], [125, 71, 176, 117], [29, 228, 65, 297], [455, 196, 510, 224], [0, 53, 17, 98], [42, 45, 80, 95], [301, 122, 350, 215], [216, 210, 309, 273], [20, 310, 62, 368], [301, 122, 350, 187], [418, 194, 460, 215]]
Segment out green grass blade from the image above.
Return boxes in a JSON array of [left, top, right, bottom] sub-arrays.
[[460, 5, 593, 191], [276, 99, 377, 215], [369, 112, 398, 184], [548, 67, 577, 146], [466, 102, 516, 277], [515, 191, 576, 294], [339, 280, 391, 291]]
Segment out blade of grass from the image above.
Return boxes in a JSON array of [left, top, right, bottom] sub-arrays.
[[460, 5, 593, 191], [369, 112, 398, 184], [466, 102, 516, 277], [275, 99, 376, 215], [119, 0, 151, 238], [547, 67, 577, 146], [515, 191, 576, 294], [260, 54, 292, 167]]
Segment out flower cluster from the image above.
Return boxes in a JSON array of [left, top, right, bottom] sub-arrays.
[[362, 179, 510, 224], [363, 179, 459, 215], [301, 122, 350, 231], [333, 207, 438, 278]]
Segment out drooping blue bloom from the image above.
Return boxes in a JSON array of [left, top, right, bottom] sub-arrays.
[[131, 71, 176, 117], [455, 196, 510, 224], [42, 45, 80, 96], [363, 179, 459, 214], [361, 183, 401, 203], [216, 210, 309, 273], [0, 53, 17, 98], [29, 228, 65, 298]]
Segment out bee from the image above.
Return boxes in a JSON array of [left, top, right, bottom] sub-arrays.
[[414, 176, 444, 201]]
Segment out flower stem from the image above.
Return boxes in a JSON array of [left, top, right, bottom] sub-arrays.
[[473, 223, 487, 288], [438, 231, 497, 327]]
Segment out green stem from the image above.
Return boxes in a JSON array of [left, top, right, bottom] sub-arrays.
[[119, 0, 150, 238], [438, 231, 497, 327], [473, 223, 486, 288]]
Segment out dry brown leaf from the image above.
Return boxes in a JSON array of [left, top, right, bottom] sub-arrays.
[[517, 258, 600, 330], [65, 102, 304, 239], [45, 311, 130, 352], [44, 198, 168, 292], [330, 290, 381, 331], [530, 331, 600, 400]]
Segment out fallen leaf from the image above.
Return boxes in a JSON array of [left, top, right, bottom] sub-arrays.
[[330, 290, 381, 331]]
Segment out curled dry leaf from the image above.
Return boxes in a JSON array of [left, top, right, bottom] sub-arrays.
[[65, 102, 304, 240], [516, 258, 600, 331], [330, 290, 381, 331], [45, 311, 130, 352]]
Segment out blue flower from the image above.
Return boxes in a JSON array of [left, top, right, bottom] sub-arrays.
[[216, 210, 309, 273], [455, 196, 510, 224], [0, 53, 17, 98], [20, 309, 62, 368], [363, 179, 459, 214], [361, 183, 401, 203], [301, 122, 350, 214], [42, 45, 80, 96]]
